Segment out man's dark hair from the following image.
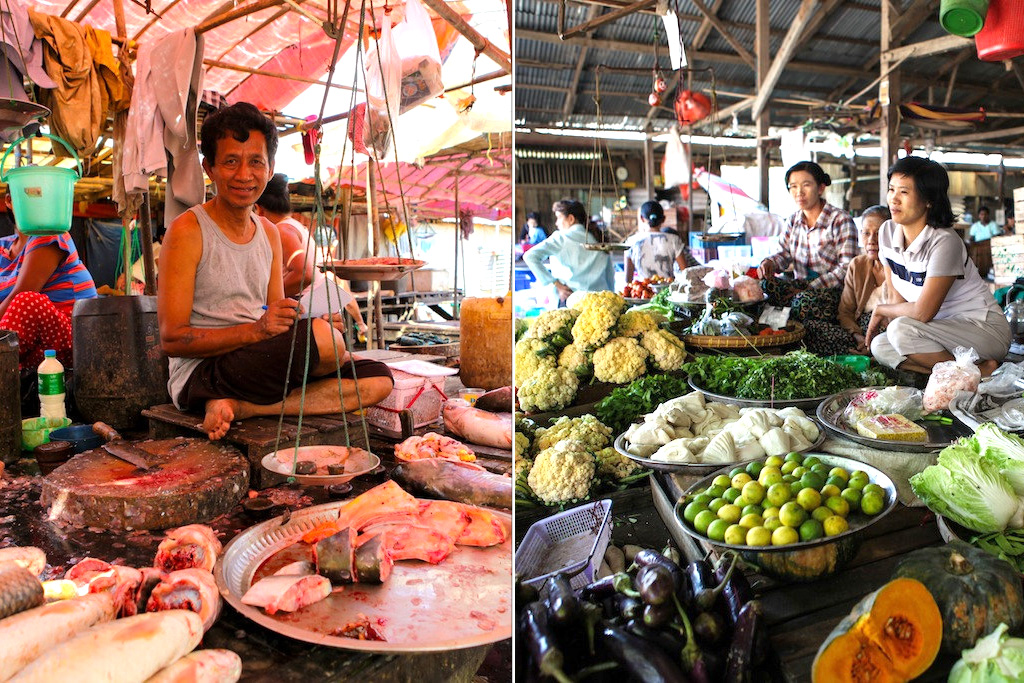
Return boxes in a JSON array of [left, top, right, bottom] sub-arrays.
[[552, 198, 587, 226], [257, 173, 291, 215], [200, 102, 278, 164], [887, 156, 956, 228], [979, 205, 991, 215]]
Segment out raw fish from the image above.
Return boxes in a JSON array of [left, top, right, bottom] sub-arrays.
[[442, 400, 512, 449], [144, 649, 242, 683], [241, 574, 332, 615], [392, 459, 512, 508]]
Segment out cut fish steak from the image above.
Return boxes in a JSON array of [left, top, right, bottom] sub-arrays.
[[146, 569, 221, 632], [241, 573, 332, 615], [154, 525, 222, 572]]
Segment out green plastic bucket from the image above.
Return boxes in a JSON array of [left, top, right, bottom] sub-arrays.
[[0, 134, 81, 236], [940, 0, 988, 37]]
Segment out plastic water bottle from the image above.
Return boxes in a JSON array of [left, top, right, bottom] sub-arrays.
[[38, 350, 66, 420]]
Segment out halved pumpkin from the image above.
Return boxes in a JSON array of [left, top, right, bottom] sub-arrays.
[[812, 578, 942, 683]]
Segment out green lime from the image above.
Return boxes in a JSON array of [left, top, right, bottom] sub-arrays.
[[764, 455, 784, 468], [729, 467, 746, 479], [803, 455, 821, 468], [712, 474, 732, 489], [746, 460, 764, 478], [723, 487, 743, 504], [782, 474, 798, 483], [789, 482, 804, 498], [759, 469, 784, 488], [850, 469, 868, 481], [741, 504, 764, 518], [724, 524, 748, 545], [683, 501, 708, 524], [762, 506, 780, 520], [764, 516, 783, 532], [796, 487, 822, 512], [707, 519, 730, 542], [799, 518, 824, 542], [784, 452, 804, 464], [811, 506, 834, 523], [847, 477, 868, 491], [779, 501, 808, 528], [824, 515, 849, 536], [694, 510, 717, 534], [693, 493, 715, 507], [707, 485, 727, 498], [772, 526, 799, 546], [781, 461, 799, 475], [862, 483, 884, 498], [829, 466, 849, 482], [708, 498, 727, 514], [861, 491, 885, 516], [718, 504, 742, 524], [746, 526, 771, 546], [742, 481, 766, 505], [792, 466, 809, 479], [731, 472, 753, 490], [841, 487, 862, 511], [800, 472, 825, 491], [739, 513, 763, 529], [820, 484, 842, 500], [825, 475, 846, 490], [811, 464, 831, 478], [766, 482, 791, 507], [825, 495, 851, 518]]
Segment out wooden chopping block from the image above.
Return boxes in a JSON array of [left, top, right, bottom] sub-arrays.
[[41, 438, 249, 531]]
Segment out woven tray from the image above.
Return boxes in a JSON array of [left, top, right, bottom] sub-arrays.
[[683, 322, 805, 349]]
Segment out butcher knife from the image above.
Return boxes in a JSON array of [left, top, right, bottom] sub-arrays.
[[92, 422, 159, 470]]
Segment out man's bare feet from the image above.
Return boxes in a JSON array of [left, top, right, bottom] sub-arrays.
[[203, 398, 240, 440], [979, 359, 1000, 378]]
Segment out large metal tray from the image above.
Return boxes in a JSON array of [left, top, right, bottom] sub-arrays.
[[816, 386, 971, 453], [613, 419, 827, 475], [214, 501, 512, 653], [322, 259, 425, 281], [689, 377, 831, 412]]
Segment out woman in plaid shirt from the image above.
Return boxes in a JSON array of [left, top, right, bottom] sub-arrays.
[[757, 161, 857, 355]]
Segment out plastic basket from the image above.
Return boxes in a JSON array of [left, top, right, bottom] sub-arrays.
[[0, 134, 81, 236], [975, 0, 1024, 61], [515, 499, 613, 589]]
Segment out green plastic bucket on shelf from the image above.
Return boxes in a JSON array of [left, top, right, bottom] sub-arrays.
[[0, 134, 81, 236], [939, 0, 988, 37], [827, 354, 871, 373]]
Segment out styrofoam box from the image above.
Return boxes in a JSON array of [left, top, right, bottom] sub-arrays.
[[365, 369, 447, 432]]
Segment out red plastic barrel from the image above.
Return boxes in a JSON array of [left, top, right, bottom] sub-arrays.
[[976, 0, 1024, 61]]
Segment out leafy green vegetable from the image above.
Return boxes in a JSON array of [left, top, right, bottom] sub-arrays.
[[976, 422, 1024, 496], [628, 287, 675, 321], [594, 374, 692, 434], [684, 350, 863, 401], [910, 439, 1024, 534], [949, 623, 1024, 683]]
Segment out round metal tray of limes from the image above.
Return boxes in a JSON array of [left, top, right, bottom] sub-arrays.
[[674, 452, 896, 582]]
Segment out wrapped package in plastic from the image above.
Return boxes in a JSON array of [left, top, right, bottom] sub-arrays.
[[843, 386, 928, 428], [923, 346, 981, 412]]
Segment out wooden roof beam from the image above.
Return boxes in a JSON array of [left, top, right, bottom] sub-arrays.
[[891, 0, 940, 44], [560, 0, 655, 39], [419, 0, 511, 73], [751, 0, 822, 120], [563, 5, 600, 117], [882, 33, 972, 62], [691, 0, 755, 69], [935, 125, 1024, 144], [692, 0, 724, 49], [900, 47, 972, 103]]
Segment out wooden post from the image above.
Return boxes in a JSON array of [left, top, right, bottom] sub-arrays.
[[453, 171, 461, 316], [140, 193, 156, 295], [755, 0, 770, 208], [643, 129, 654, 200], [879, 0, 901, 205], [418, 0, 511, 73], [338, 185, 351, 261], [367, 162, 379, 257]]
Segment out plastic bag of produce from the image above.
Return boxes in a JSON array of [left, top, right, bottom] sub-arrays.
[[392, 0, 444, 112], [843, 386, 927, 428], [924, 346, 981, 412], [731, 275, 763, 302], [363, 19, 401, 156]]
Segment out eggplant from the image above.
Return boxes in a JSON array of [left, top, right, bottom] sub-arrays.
[[714, 552, 755, 627], [580, 574, 619, 601], [683, 559, 715, 609], [613, 593, 643, 621], [633, 550, 684, 594], [635, 565, 675, 606], [519, 601, 574, 683], [625, 619, 685, 659], [693, 610, 726, 646], [546, 574, 581, 625], [596, 625, 690, 683], [692, 552, 737, 612], [723, 600, 763, 683], [516, 576, 540, 612], [661, 542, 681, 566], [641, 601, 675, 629]]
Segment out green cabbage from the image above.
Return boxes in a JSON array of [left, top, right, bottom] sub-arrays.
[[910, 442, 1024, 534], [976, 423, 1024, 496], [949, 623, 1024, 683]]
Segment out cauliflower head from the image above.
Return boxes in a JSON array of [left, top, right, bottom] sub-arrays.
[[514, 431, 531, 460], [572, 306, 619, 351], [595, 446, 642, 481], [518, 366, 579, 413], [526, 309, 578, 349], [616, 310, 658, 338], [641, 329, 687, 372], [558, 343, 593, 380], [534, 414, 612, 454], [527, 439, 596, 505], [573, 291, 627, 316], [514, 338, 557, 388], [593, 337, 649, 384], [514, 451, 533, 480]]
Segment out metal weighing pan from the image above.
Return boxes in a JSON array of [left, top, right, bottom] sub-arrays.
[[261, 445, 380, 486], [322, 259, 425, 281], [816, 386, 972, 454], [215, 502, 512, 653], [688, 377, 832, 412]]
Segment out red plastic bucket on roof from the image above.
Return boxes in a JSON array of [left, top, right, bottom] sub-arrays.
[[976, 0, 1024, 61]]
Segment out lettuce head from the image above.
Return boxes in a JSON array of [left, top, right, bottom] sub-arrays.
[[976, 423, 1024, 496], [949, 623, 1024, 683]]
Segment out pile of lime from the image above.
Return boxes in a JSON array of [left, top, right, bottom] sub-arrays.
[[679, 452, 888, 548]]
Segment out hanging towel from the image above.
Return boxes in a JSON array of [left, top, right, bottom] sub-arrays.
[[0, 0, 54, 89]]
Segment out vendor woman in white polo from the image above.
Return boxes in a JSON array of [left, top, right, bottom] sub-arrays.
[[866, 156, 1010, 375]]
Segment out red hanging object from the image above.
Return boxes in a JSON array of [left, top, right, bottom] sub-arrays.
[[648, 92, 662, 107], [674, 90, 712, 126], [975, 0, 1024, 61]]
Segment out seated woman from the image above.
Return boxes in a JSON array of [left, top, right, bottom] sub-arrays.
[[625, 201, 698, 282], [836, 205, 891, 355], [757, 161, 858, 354], [867, 157, 1010, 376], [0, 215, 98, 370], [523, 198, 614, 306]]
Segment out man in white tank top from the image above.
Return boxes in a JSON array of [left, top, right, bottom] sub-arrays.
[[157, 103, 393, 440]]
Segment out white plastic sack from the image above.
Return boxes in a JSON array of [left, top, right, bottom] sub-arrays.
[[392, 0, 444, 113], [662, 126, 690, 190], [924, 346, 981, 412], [363, 18, 401, 156]]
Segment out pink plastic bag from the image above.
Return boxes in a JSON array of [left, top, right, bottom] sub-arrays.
[[363, 17, 401, 156], [392, 0, 444, 113], [923, 346, 981, 412]]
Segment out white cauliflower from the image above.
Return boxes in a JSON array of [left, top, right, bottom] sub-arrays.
[[616, 310, 658, 338], [593, 337, 648, 384], [595, 446, 642, 481], [571, 306, 619, 351], [525, 309, 578, 348], [527, 439, 596, 505], [640, 329, 687, 372], [515, 431, 531, 460], [573, 291, 627, 316], [534, 415, 612, 454], [514, 338, 557, 388], [518, 366, 579, 413], [558, 343, 592, 380]]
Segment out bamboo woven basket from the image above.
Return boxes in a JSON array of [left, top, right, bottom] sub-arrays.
[[683, 322, 805, 350]]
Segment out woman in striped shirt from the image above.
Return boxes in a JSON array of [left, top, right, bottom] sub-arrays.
[[0, 201, 97, 369]]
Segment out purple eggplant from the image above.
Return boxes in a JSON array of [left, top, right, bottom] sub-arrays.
[[596, 624, 690, 682], [714, 551, 755, 627], [723, 600, 763, 683]]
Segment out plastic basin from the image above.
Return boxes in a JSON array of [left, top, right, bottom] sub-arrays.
[[49, 424, 104, 454], [20, 417, 72, 451]]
